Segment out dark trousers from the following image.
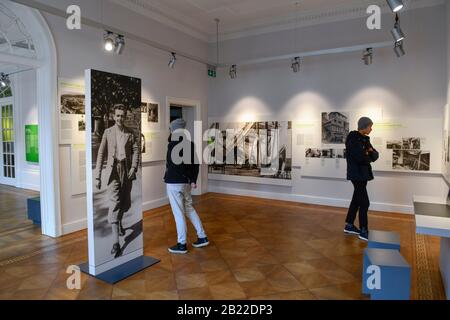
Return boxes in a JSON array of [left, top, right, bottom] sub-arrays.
[[345, 180, 369, 229]]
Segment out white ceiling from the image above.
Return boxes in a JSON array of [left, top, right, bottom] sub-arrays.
[[114, 0, 440, 42]]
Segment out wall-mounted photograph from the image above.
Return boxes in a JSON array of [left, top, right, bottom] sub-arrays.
[[61, 93, 85, 114], [402, 137, 421, 150], [322, 112, 349, 144], [393, 150, 430, 171], [140, 102, 148, 114], [387, 140, 402, 149], [148, 102, 159, 123], [208, 121, 292, 180], [78, 117, 86, 132]]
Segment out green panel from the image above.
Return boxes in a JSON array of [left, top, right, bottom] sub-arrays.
[[25, 124, 39, 163]]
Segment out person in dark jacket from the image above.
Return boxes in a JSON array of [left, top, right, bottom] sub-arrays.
[[344, 117, 379, 241], [164, 119, 208, 254]]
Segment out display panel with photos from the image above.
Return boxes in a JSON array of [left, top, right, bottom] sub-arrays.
[[208, 121, 292, 181], [85, 69, 143, 274], [59, 79, 85, 145]]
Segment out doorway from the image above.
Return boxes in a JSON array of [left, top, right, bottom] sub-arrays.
[[0, 1, 59, 238], [0, 94, 16, 186], [167, 97, 203, 196]]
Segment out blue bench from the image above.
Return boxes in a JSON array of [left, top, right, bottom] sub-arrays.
[[368, 230, 401, 251], [362, 248, 411, 300], [27, 197, 41, 225]]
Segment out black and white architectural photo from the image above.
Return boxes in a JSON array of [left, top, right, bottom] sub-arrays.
[[305, 148, 334, 158], [322, 112, 349, 144], [87, 69, 143, 269], [403, 137, 421, 150], [60, 93, 85, 114], [393, 149, 430, 171], [208, 121, 292, 180], [387, 140, 402, 149]]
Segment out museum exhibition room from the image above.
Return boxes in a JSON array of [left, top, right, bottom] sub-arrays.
[[1, 0, 450, 306]]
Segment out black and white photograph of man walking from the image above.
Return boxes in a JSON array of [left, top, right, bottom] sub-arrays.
[[89, 70, 143, 264]]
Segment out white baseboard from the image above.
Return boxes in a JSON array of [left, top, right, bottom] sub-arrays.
[[208, 185, 413, 214], [143, 196, 169, 211], [61, 197, 169, 235], [62, 218, 87, 235], [16, 182, 40, 192]]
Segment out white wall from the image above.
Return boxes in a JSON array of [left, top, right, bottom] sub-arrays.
[[37, 1, 209, 234], [208, 4, 449, 213], [14, 70, 40, 191], [443, 1, 450, 184]]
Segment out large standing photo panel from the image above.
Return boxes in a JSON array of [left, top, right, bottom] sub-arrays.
[[84, 69, 158, 279]]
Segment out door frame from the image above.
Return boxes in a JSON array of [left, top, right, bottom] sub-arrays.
[[0, 96, 16, 186], [166, 97, 203, 195], [1, 2, 61, 237]]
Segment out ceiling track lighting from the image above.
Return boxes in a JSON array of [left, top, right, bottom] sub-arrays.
[[103, 30, 125, 55], [291, 57, 301, 73], [362, 48, 373, 65], [168, 52, 177, 69], [229, 64, 237, 79], [114, 35, 125, 55], [391, 14, 405, 43], [387, 0, 404, 13], [0, 73, 10, 88], [394, 41, 405, 57]]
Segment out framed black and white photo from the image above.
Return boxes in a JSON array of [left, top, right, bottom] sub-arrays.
[[208, 121, 292, 182], [321, 112, 349, 144], [393, 150, 430, 171], [148, 102, 159, 123]]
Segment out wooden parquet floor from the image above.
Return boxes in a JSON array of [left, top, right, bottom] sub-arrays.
[[0, 192, 445, 300]]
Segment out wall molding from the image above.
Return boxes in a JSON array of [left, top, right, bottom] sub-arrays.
[[142, 196, 169, 212], [112, 0, 444, 43], [208, 185, 414, 214], [61, 197, 169, 235], [62, 218, 87, 235]]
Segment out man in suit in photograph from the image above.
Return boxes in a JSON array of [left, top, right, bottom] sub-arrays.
[[95, 104, 139, 258]]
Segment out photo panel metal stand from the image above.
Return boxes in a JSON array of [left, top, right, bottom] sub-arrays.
[[81, 69, 159, 284]]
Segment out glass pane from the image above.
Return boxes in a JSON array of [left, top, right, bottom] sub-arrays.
[[11, 167, 14, 178], [10, 142, 14, 153], [3, 167, 6, 177], [11, 155, 14, 166], [6, 166, 10, 178]]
